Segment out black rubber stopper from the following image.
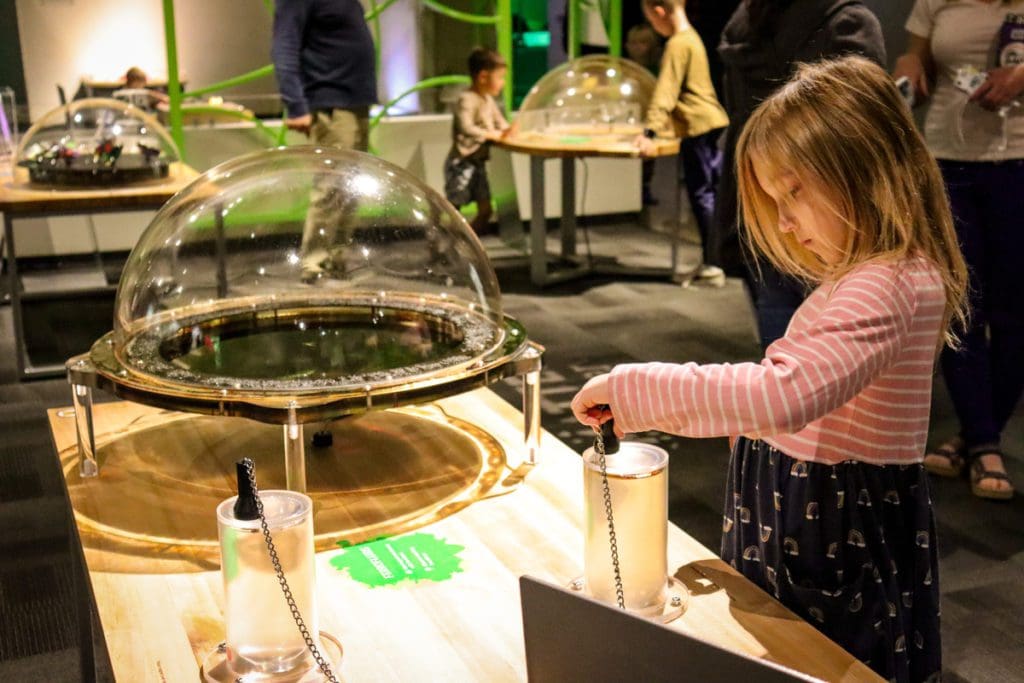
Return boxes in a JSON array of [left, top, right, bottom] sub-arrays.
[[595, 405, 619, 454], [312, 430, 334, 448], [232, 459, 259, 521]]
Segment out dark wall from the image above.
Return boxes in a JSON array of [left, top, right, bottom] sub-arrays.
[[863, 0, 915, 66], [0, 1, 28, 111]]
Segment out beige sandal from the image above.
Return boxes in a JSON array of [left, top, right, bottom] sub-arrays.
[[968, 449, 1015, 501], [924, 437, 966, 478]]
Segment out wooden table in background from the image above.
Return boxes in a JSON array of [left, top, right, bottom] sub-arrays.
[[48, 389, 881, 682], [494, 132, 680, 287], [0, 162, 198, 379]]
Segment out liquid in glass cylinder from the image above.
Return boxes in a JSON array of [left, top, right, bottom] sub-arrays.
[[583, 443, 669, 616], [217, 492, 318, 677]]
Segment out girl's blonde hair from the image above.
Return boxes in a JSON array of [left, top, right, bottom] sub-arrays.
[[736, 55, 968, 347]]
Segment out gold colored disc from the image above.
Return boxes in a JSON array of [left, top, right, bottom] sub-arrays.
[[61, 407, 508, 573]]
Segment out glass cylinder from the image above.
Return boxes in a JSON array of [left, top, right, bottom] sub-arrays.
[[1, 86, 16, 159], [583, 442, 669, 617], [216, 491, 317, 677]]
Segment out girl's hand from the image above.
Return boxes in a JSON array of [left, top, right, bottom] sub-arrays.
[[893, 53, 930, 100], [972, 65, 1024, 111], [571, 374, 624, 437]]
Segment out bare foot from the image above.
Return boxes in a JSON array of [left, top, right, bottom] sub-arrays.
[[970, 450, 1014, 500]]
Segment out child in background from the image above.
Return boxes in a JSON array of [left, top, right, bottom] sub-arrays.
[[626, 23, 664, 74], [444, 48, 512, 236], [626, 22, 664, 206], [638, 0, 729, 283], [122, 67, 169, 109], [572, 56, 969, 683]]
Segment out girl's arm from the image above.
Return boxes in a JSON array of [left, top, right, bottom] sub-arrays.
[[895, 0, 940, 101], [893, 33, 935, 101], [573, 265, 922, 438]]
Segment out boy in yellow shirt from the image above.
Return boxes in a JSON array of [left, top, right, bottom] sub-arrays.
[[637, 0, 729, 282]]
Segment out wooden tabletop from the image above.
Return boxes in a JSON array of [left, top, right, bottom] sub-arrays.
[[48, 390, 880, 682], [0, 162, 198, 214], [495, 130, 679, 159]]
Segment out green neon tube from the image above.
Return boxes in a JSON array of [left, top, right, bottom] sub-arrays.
[[365, 0, 402, 22], [568, 0, 580, 60], [608, 0, 622, 57], [177, 105, 285, 145], [184, 65, 276, 99], [496, 0, 513, 113], [368, 75, 472, 130], [421, 0, 499, 25], [162, 0, 184, 153]]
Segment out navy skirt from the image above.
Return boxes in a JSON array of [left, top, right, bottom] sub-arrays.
[[721, 438, 941, 683]]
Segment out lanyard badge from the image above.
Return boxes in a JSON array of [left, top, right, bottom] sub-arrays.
[[1000, 14, 1024, 67]]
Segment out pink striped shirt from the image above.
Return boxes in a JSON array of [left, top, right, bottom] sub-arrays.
[[607, 257, 947, 465]]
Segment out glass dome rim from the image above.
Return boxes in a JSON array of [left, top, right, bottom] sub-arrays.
[[14, 96, 182, 163]]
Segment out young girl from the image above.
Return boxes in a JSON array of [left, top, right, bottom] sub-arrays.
[[572, 56, 968, 683]]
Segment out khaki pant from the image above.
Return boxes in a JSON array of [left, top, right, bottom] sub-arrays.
[[310, 106, 370, 151], [302, 107, 371, 276]]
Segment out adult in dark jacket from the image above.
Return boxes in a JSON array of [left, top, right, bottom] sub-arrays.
[[272, 0, 377, 147], [272, 0, 379, 279], [714, 0, 885, 349]]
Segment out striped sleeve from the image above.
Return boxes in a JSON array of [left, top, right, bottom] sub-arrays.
[[606, 265, 919, 437]]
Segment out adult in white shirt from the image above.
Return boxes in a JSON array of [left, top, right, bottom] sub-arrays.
[[894, 0, 1024, 500]]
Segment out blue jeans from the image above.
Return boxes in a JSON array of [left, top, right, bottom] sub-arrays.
[[751, 261, 806, 351], [679, 128, 724, 266], [938, 159, 1024, 448]]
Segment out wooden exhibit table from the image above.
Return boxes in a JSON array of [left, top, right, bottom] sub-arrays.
[[0, 162, 198, 379], [494, 132, 681, 287], [49, 389, 880, 683]]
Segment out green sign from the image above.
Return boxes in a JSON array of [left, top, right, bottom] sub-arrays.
[[330, 533, 465, 587]]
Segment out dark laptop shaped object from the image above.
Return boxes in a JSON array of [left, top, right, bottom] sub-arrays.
[[520, 575, 822, 683]]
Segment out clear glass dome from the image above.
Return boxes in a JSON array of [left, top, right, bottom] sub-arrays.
[[15, 98, 178, 186], [516, 56, 655, 138], [111, 146, 505, 393]]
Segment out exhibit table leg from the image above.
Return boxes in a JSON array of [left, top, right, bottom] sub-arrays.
[[71, 383, 98, 477], [4, 213, 27, 378], [522, 361, 542, 465], [283, 404, 307, 492], [214, 202, 228, 298], [530, 155, 547, 286], [670, 171, 681, 278], [560, 157, 576, 259]]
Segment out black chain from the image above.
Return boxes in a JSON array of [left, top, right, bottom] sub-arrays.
[[594, 434, 625, 610], [242, 459, 339, 683]]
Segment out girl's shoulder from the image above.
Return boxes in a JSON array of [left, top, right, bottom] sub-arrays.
[[831, 256, 944, 303]]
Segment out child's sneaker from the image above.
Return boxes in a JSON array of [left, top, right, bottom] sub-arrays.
[[681, 264, 726, 288]]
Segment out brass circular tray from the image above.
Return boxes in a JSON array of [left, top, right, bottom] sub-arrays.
[[60, 406, 514, 574], [68, 293, 541, 424]]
